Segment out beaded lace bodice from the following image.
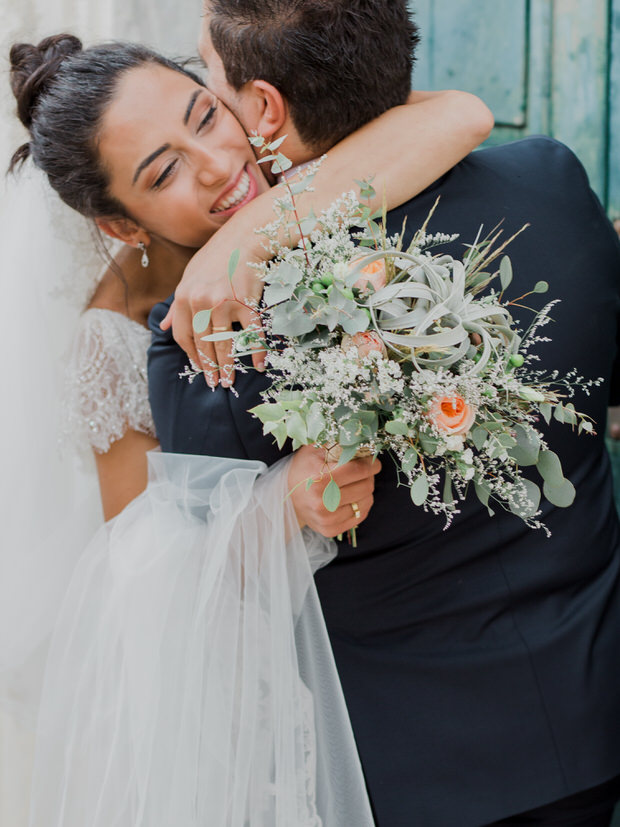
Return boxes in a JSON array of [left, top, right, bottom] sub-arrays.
[[64, 308, 156, 453]]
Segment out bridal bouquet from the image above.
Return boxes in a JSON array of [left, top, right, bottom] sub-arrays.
[[203, 138, 599, 532]]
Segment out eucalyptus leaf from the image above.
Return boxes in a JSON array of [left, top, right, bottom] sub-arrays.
[[271, 300, 316, 336], [250, 402, 285, 423], [533, 281, 549, 294], [342, 309, 371, 335], [419, 432, 440, 454], [507, 425, 540, 466], [402, 447, 419, 473], [192, 309, 212, 334], [263, 282, 296, 306], [286, 412, 308, 444], [497, 433, 517, 449], [339, 417, 363, 447], [274, 152, 293, 173], [336, 444, 359, 467], [539, 403, 553, 425], [322, 479, 342, 512], [201, 331, 236, 342], [269, 422, 288, 450], [385, 419, 409, 436], [442, 472, 453, 505], [305, 477, 315, 491], [536, 450, 564, 484], [307, 403, 326, 442], [471, 427, 488, 451], [298, 209, 317, 235], [553, 404, 565, 423], [543, 477, 576, 508], [474, 480, 495, 517], [272, 260, 304, 285], [499, 256, 513, 291], [267, 135, 287, 151], [410, 473, 429, 506], [509, 478, 541, 519], [227, 248, 240, 281]]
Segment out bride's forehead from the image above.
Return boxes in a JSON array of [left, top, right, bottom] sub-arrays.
[[101, 64, 204, 134], [115, 62, 197, 100]]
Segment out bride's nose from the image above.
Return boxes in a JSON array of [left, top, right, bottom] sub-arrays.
[[194, 145, 230, 188]]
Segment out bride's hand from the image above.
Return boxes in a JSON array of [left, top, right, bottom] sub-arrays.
[[160, 226, 267, 388], [288, 445, 381, 537]]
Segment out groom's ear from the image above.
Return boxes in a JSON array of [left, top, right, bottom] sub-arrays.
[[96, 217, 150, 249], [248, 79, 288, 138]]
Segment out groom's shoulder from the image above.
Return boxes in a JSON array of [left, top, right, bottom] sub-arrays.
[[468, 135, 588, 183]]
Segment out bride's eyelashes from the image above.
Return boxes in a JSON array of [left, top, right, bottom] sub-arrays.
[[152, 160, 178, 190], [197, 103, 217, 132], [150, 102, 218, 191]]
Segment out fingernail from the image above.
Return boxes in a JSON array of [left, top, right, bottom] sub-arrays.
[[257, 362, 266, 373]]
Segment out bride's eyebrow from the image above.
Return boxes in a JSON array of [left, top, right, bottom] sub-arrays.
[[183, 89, 202, 125]]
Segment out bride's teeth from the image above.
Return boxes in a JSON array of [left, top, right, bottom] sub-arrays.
[[213, 170, 251, 213]]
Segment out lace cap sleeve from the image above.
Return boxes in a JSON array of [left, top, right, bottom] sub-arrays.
[[64, 308, 156, 453]]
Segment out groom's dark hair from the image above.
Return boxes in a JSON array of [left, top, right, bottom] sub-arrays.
[[206, 0, 419, 153]]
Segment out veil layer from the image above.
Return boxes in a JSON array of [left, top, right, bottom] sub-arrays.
[[28, 453, 375, 826]]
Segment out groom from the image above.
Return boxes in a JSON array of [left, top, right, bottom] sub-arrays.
[[148, 1, 620, 824]]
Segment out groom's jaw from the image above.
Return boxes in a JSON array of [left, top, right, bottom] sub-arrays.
[[210, 164, 257, 216]]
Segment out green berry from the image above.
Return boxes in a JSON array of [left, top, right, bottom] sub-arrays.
[[341, 287, 354, 300], [509, 354, 525, 368], [320, 272, 334, 287], [473, 353, 482, 363], [311, 281, 324, 294]]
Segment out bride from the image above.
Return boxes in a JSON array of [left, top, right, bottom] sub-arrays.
[[4, 33, 492, 825]]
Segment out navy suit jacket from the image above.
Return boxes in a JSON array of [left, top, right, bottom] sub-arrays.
[[149, 138, 620, 826]]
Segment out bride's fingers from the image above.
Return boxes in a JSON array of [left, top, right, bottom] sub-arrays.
[[337, 478, 378, 508], [325, 493, 374, 537], [210, 304, 237, 388]]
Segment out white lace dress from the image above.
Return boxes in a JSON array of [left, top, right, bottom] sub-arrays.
[[25, 312, 374, 826], [64, 308, 155, 453]]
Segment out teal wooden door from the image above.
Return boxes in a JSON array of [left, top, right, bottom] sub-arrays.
[[409, 0, 620, 217]]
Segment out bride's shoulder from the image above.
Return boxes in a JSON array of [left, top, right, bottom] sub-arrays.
[[65, 307, 154, 453]]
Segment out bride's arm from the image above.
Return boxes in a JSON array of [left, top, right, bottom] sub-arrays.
[[167, 90, 493, 382], [94, 430, 159, 521]]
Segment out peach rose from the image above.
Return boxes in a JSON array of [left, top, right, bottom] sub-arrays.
[[341, 331, 388, 359], [427, 394, 476, 436], [351, 258, 387, 294]]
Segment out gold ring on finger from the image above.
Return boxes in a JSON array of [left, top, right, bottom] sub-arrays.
[[212, 325, 232, 332], [351, 502, 361, 520]]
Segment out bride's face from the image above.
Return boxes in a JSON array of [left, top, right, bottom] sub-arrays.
[[98, 63, 270, 248]]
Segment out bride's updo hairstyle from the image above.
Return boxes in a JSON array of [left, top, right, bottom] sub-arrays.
[[9, 33, 204, 220]]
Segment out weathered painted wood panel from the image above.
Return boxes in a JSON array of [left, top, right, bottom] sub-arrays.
[[409, 0, 618, 215]]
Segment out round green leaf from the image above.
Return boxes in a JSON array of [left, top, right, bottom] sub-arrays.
[[410, 474, 429, 506], [533, 281, 549, 294], [192, 309, 212, 334], [322, 479, 342, 512], [543, 478, 576, 508]]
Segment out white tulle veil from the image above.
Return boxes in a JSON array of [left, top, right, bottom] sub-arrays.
[[27, 453, 375, 826]]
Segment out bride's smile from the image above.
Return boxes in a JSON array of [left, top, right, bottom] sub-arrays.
[[97, 63, 269, 249]]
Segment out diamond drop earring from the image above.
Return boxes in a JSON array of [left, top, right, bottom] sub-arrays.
[[138, 241, 149, 268]]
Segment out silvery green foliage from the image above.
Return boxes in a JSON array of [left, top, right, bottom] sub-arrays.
[[204, 140, 600, 531]]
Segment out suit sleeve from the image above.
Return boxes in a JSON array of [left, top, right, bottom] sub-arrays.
[[147, 297, 290, 465]]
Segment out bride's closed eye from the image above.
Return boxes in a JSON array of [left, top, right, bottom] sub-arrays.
[[151, 160, 178, 190], [197, 103, 217, 132]]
